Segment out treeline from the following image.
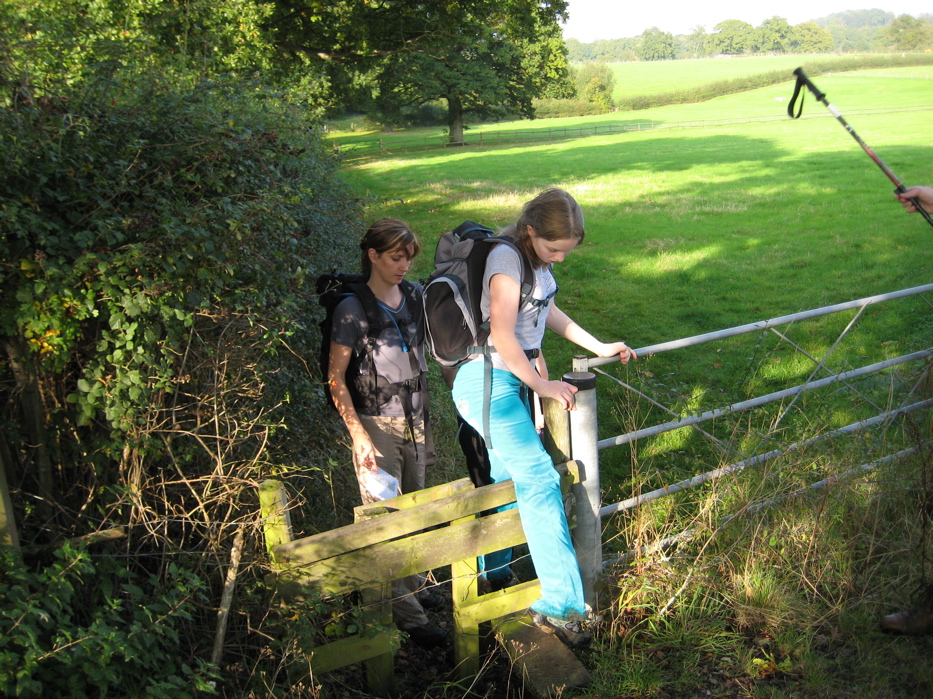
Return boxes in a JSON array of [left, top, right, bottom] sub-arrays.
[[566, 10, 933, 63]]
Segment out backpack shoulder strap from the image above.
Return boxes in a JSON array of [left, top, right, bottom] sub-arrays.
[[399, 280, 424, 343], [344, 281, 384, 348], [494, 236, 535, 309]]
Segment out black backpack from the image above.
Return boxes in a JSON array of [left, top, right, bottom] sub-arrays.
[[316, 273, 425, 422], [422, 221, 548, 447]]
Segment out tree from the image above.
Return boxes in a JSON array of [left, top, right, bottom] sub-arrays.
[[637, 27, 676, 61], [0, 0, 278, 97], [1, 4, 365, 693], [817, 9, 895, 29], [886, 14, 928, 50], [686, 25, 708, 58], [707, 19, 753, 55], [370, 4, 572, 143], [565, 37, 593, 61], [790, 22, 834, 53], [572, 62, 614, 110], [753, 16, 793, 53]]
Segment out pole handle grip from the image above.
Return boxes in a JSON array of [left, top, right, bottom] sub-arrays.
[[792, 67, 825, 102], [895, 187, 933, 228]]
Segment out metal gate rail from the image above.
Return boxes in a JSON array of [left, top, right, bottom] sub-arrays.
[[566, 283, 933, 521]]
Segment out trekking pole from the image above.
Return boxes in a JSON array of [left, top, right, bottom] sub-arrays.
[[787, 67, 933, 229]]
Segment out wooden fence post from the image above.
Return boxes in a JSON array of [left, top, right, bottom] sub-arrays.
[[542, 396, 571, 465], [354, 508, 395, 698], [451, 511, 482, 680], [259, 480, 292, 559]]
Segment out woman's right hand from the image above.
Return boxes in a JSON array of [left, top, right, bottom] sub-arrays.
[[896, 186, 933, 213], [352, 433, 378, 472], [538, 379, 579, 410]]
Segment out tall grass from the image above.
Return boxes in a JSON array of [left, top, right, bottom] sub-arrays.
[[333, 72, 933, 697]]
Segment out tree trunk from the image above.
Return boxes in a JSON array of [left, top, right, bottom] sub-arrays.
[[447, 94, 465, 145]]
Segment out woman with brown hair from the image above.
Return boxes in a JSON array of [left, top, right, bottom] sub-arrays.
[[328, 218, 447, 647]]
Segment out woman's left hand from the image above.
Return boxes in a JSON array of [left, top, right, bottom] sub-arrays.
[[599, 342, 636, 364]]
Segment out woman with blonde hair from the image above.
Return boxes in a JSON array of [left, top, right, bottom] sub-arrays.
[[451, 189, 635, 649]]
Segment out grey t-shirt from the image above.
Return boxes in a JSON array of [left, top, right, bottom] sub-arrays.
[[473, 243, 558, 372], [332, 287, 426, 417]]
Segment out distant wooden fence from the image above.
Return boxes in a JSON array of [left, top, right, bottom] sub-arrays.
[[260, 406, 588, 697]]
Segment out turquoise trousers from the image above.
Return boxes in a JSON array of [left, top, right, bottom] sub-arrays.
[[452, 361, 586, 620]]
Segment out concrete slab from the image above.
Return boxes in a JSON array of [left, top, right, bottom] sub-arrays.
[[495, 618, 591, 697]]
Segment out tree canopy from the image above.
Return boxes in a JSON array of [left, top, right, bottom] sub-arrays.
[[564, 10, 930, 60], [707, 20, 755, 55], [637, 27, 677, 61], [370, 4, 572, 143], [1, 0, 368, 694], [886, 14, 929, 50], [571, 62, 615, 110]]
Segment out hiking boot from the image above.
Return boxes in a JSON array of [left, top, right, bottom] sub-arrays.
[[479, 572, 520, 595], [881, 607, 933, 635], [529, 610, 593, 650], [402, 622, 449, 648]]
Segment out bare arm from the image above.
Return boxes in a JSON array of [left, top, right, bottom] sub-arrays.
[[328, 342, 378, 471], [545, 305, 636, 363]]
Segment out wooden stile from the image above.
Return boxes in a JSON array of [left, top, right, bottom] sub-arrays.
[[259, 461, 580, 696]]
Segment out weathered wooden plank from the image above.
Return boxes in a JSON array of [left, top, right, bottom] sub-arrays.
[[300, 630, 398, 675], [495, 617, 591, 697], [277, 508, 530, 597], [451, 510, 482, 680], [360, 584, 394, 698], [354, 477, 475, 519], [454, 580, 542, 627], [259, 480, 292, 560], [275, 463, 579, 568], [276, 480, 518, 566]]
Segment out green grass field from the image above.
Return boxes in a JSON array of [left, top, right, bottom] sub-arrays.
[[606, 54, 827, 100], [328, 60, 933, 156], [330, 69, 933, 698]]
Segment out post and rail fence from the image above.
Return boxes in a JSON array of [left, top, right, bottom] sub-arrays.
[[259, 282, 932, 696]]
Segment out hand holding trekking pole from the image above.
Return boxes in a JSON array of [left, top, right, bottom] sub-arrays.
[[896, 186, 933, 215], [788, 67, 933, 229]]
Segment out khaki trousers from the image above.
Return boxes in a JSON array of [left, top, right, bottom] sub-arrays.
[[355, 412, 430, 629]]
